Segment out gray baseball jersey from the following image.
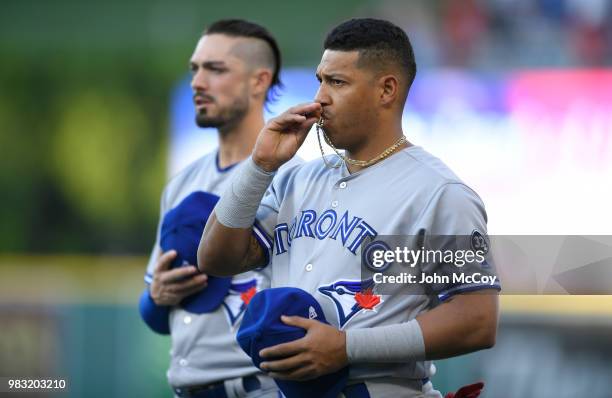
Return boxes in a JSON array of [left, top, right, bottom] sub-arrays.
[[144, 151, 297, 387], [253, 145, 500, 383]]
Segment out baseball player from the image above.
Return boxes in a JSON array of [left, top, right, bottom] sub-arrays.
[[198, 18, 500, 397], [139, 19, 288, 398]]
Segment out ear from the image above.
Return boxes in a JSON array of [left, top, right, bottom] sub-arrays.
[[378, 74, 399, 107], [250, 68, 273, 99]]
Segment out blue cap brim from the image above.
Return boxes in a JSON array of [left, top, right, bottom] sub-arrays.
[[180, 276, 232, 314]]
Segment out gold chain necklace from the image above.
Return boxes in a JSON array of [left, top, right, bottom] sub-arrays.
[[316, 117, 407, 169]]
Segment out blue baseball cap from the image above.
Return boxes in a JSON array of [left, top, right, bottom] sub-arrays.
[[160, 191, 232, 314], [236, 287, 349, 398]]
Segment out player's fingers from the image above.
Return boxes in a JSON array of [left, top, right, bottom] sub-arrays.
[[268, 113, 307, 132], [169, 274, 208, 294], [293, 130, 309, 151], [280, 315, 316, 330], [159, 265, 199, 284], [282, 114, 308, 127], [267, 364, 317, 381], [269, 104, 320, 129], [172, 282, 208, 300], [154, 250, 177, 273], [260, 353, 306, 372], [259, 338, 305, 359], [153, 286, 182, 303], [285, 102, 321, 117], [293, 116, 318, 146], [302, 114, 320, 129], [303, 107, 322, 121]]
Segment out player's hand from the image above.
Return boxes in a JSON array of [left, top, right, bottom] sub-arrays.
[[252, 102, 322, 172], [150, 250, 208, 306], [258, 315, 348, 381]]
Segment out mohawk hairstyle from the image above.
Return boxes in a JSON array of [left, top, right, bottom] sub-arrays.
[[205, 19, 282, 103]]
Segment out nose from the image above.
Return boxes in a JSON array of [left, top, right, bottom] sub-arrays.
[[314, 84, 331, 108], [191, 69, 209, 92]]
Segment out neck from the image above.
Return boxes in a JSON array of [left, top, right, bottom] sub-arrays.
[[217, 106, 264, 168], [345, 119, 410, 174]]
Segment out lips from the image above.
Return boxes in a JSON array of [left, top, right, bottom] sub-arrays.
[[319, 111, 331, 126], [193, 94, 214, 106]]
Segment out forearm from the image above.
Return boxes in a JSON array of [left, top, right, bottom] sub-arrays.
[[346, 319, 425, 363], [197, 157, 275, 276], [417, 291, 499, 359], [346, 291, 498, 363], [198, 213, 257, 276]]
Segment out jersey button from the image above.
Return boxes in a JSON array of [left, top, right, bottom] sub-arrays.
[[331, 200, 339, 208], [305, 263, 313, 271], [339, 182, 347, 189], [179, 358, 188, 367], [183, 316, 192, 325]]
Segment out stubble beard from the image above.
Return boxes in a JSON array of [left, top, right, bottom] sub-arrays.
[[195, 96, 249, 135]]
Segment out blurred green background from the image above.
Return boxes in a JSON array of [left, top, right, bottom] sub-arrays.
[[1, 0, 611, 397], [0, 0, 376, 254]]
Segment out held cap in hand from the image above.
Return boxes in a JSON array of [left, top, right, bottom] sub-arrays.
[[236, 287, 349, 398], [160, 191, 232, 313]]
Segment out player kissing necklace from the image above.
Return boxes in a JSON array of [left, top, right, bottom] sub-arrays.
[[316, 117, 407, 169]]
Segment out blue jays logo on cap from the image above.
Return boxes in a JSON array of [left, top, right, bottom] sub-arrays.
[[318, 279, 382, 328], [160, 191, 232, 314], [236, 287, 349, 398]]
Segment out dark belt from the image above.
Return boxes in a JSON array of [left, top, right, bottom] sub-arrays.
[[343, 382, 370, 398], [173, 375, 261, 398]]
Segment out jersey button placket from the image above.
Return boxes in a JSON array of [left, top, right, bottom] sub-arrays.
[[305, 263, 313, 272], [332, 180, 346, 208]]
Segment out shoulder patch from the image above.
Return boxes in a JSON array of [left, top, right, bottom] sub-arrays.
[[470, 229, 489, 255]]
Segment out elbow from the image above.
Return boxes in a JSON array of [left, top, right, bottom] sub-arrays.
[[473, 312, 498, 351], [197, 214, 252, 277], [197, 220, 211, 273], [197, 237, 235, 277], [479, 323, 497, 350], [197, 222, 221, 274], [196, 244, 206, 273], [470, 293, 499, 351], [197, 239, 219, 275], [197, 213, 232, 276]]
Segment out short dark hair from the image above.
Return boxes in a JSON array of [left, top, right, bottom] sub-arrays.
[[205, 19, 282, 103], [324, 18, 417, 93]]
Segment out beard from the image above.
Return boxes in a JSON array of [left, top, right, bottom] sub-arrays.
[[195, 96, 249, 134]]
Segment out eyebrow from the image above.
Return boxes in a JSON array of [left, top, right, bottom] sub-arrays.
[[315, 71, 350, 81], [189, 60, 227, 69]]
